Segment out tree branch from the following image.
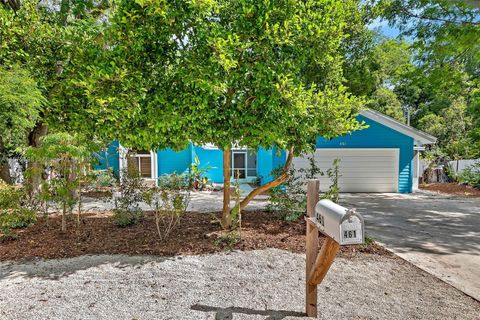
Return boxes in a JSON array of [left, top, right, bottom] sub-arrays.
[[399, 6, 480, 26], [238, 146, 294, 210]]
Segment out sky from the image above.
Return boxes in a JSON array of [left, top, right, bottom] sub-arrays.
[[368, 18, 401, 38]]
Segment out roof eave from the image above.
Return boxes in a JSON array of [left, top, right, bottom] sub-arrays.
[[359, 109, 437, 146]]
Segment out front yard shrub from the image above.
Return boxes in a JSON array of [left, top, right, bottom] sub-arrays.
[[268, 165, 307, 222], [92, 169, 117, 189], [25, 132, 93, 232], [213, 231, 240, 250], [0, 183, 23, 209], [268, 156, 341, 221], [112, 208, 143, 227], [157, 173, 189, 190], [459, 162, 480, 189], [444, 163, 459, 183], [144, 175, 190, 239], [188, 155, 213, 191], [0, 207, 37, 230], [0, 183, 36, 239], [321, 159, 341, 203], [113, 165, 146, 227]]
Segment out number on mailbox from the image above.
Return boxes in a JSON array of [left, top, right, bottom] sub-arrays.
[[340, 215, 363, 245]]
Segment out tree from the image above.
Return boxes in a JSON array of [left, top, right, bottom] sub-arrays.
[[0, 65, 44, 183], [418, 97, 476, 161], [0, 0, 112, 191], [375, 0, 480, 159], [369, 87, 404, 121], [344, 36, 415, 122], [92, 0, 366, 228], [25, 132, 91, 232]]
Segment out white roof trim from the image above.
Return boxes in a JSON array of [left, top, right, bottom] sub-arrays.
[[360, 109, 437, 146]]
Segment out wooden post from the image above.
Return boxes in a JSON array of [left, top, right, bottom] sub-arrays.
[[308, 237, 340, 285], [305, 180, 319, 317]]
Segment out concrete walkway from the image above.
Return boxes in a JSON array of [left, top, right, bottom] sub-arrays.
[[340, 192, 480, 301], [80, 188, 270, 213]]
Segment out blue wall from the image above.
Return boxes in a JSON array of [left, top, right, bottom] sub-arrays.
[[192, 146, 224, 183], [315, 115, 414, 193], [155, 144, 278, 184], [157, 147, 191, 176], [257, 148, 274, 184], [94, 140, 120, 177]]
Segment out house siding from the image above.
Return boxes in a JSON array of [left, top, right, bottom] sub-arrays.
[[314, 115, 414, 193], [192, 146, 224, 183], [94, 140, 120, 177], [156, 144, 277, 184], [157, 147, 191, 176]]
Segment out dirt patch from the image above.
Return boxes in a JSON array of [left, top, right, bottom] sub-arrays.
[[0, 211, 389, 261], [420, 183, 480, 197]]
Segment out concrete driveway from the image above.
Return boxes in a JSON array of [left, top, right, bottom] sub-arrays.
[[340, 192, 480, 301]]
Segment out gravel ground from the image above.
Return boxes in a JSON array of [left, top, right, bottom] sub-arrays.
[[1, 250, 478, 319]]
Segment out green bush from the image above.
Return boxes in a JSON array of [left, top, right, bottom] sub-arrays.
[[267, 165, 307, 222], [93, 169, 117, 188], [157, 173, 190, 190], [0, 207, 37, 230], [459, 162, 480, 188], [213, 232, 240, 249], [0, 183, 35, 238], [113, 165, 146, 227], [267, 156, 341, 222], [0, 183, 23, 209], [144, 182, 190, 239], [112, 208, 143, 227]]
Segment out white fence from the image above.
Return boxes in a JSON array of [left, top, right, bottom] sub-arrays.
[[448, 159, 479, 173], [419, 159, 479, 183]]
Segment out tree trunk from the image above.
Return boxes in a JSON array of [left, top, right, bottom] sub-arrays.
[[0, 163, 11, 184], [222, 147, 232, 229], [237, 146, 294, 211], [62, 201, 67, 232], [0, 137, 12, 184], [27, 122, 48, 196]]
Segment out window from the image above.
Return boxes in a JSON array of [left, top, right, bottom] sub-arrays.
[[231, 149, 257, 179], [128, 150, 153, 178], [247, 150, 257, 177]]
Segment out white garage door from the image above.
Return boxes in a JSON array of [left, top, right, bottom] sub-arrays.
[[293, 148, 399, 193]]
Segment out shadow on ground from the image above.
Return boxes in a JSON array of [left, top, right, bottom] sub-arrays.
[[191, 304, 306, 320], [0, 255, 169, 281]]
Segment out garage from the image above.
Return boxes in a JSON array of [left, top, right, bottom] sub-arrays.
[[293, 148, 399, 192], [292, 109, 436, 193]]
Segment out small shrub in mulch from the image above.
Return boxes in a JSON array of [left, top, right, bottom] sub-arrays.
[[0, 210, 391, 261]]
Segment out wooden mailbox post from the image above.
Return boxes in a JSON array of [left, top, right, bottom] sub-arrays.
[[305, 179, 364, 317]]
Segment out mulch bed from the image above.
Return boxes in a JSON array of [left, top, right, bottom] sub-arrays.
[[420, 183, 480, 197], [0, 210, 390, 261]]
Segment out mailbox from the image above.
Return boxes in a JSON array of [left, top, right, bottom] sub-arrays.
[[314, 199, 364, 245]]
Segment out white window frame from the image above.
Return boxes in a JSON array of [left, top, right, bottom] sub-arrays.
[[118, 145, 158, 184], [231, 148, 257, 180]]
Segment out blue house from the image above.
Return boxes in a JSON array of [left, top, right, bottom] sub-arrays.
[[96, 109, 435, 193]]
